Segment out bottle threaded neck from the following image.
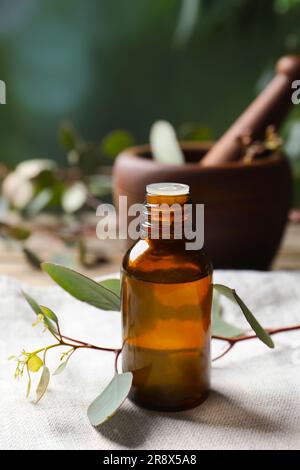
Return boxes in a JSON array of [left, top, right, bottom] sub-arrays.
[[140, 183, 193, 240]]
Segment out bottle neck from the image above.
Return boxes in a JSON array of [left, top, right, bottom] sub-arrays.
[[140, 193, 193, 241]]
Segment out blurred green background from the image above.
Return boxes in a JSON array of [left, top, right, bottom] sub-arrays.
[[1, 0, 300, 201]]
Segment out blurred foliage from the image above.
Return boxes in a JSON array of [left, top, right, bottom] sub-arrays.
[[178, 122, 213, 141], [274, 0, 300, 14], [1, 0, 300, 162], [0, 122, 134, 268], [1, 122, 135, 215], [0, 0, 300, 207], [101, 130, 135, 158]]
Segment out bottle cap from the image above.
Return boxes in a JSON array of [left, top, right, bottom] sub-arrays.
[[146, 182, 189, 196]]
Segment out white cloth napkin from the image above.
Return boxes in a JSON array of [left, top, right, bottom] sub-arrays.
[[0, 270, 300, 450]]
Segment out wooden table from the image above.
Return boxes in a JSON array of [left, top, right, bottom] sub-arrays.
[[0, 223, 299, 286], [271, 222, 300, 270]]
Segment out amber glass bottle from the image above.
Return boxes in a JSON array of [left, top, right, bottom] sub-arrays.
[[121, 183, 213, 411]]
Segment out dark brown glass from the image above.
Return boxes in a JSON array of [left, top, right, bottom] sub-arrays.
[[121, 192, 213, 411]]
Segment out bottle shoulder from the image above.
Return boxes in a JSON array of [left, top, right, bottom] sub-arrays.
[[122, 239, 213, 284]]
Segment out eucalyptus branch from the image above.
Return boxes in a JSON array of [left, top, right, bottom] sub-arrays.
[[13, 265, 300, 426], [212, 342, 234, 361], [59, 334, 120, 354], [212, 323, 300, 361], [11, 289, 122, 403]]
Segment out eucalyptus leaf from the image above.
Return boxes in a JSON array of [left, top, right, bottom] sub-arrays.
[[88, 175, 112, 197], [212, 292, 244, 338], [6, 225, 31, 241], [22, 247, 42, 269], [178, 122, 213, 142], [59, 122, 77, 150], [26, 188, 53, 216], [22, 290, 43, 316], [22, 291, 58, 335], [16, 159, 56, 179], [101, 130, 135, 158], [173, 0, 201, 46], [213, 284, 274, 348], [150, 120, 185, 165], [98, 279, 121, 298], [62, 182, 88, 213], [2, 172, 34, 209], [53, 360, 68, 376], [35, 366, 50, 403], [87, 372, 133, 426], [40, 305, 58, 324], [42, 263, 120, 311]]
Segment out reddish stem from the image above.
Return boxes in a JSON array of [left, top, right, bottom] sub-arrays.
[[61, 334, 121, 354], [61, 325, 300, 363], [212, 323, 300, 345], [114, 349, 121, 373], [212, 342, 234, 361], [212, 323, 300, 361]]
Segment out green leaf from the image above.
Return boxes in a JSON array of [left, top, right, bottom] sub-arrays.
[[178, 122, 213, 142], [173, 0, 201, 47], [62, 182, 88, 213], [22, 290, 43, 316], [212, 292, 244, 338], [22, 247, 42, 269], [274, 0, 300, 14], [26, 188, 53, 216], [6, 224, 31, 241], [101, 130, 135, 158], [42, 263, 120, 311], [58, 122, 77, 150], [98, 279, 121, 298], [53, 360, 68, 376], [150, 120, 185, 164], [87, 372, 133, 426], [40, 305, 58, 324], [16, 159, 56, 179], [22, 291, 58, 335], [213, 284, 274, 348], [88, 175, 112, 198], [35, 366, 50, 403]]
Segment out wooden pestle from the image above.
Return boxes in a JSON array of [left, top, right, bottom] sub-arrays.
[[200, 55, 300, 166]]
